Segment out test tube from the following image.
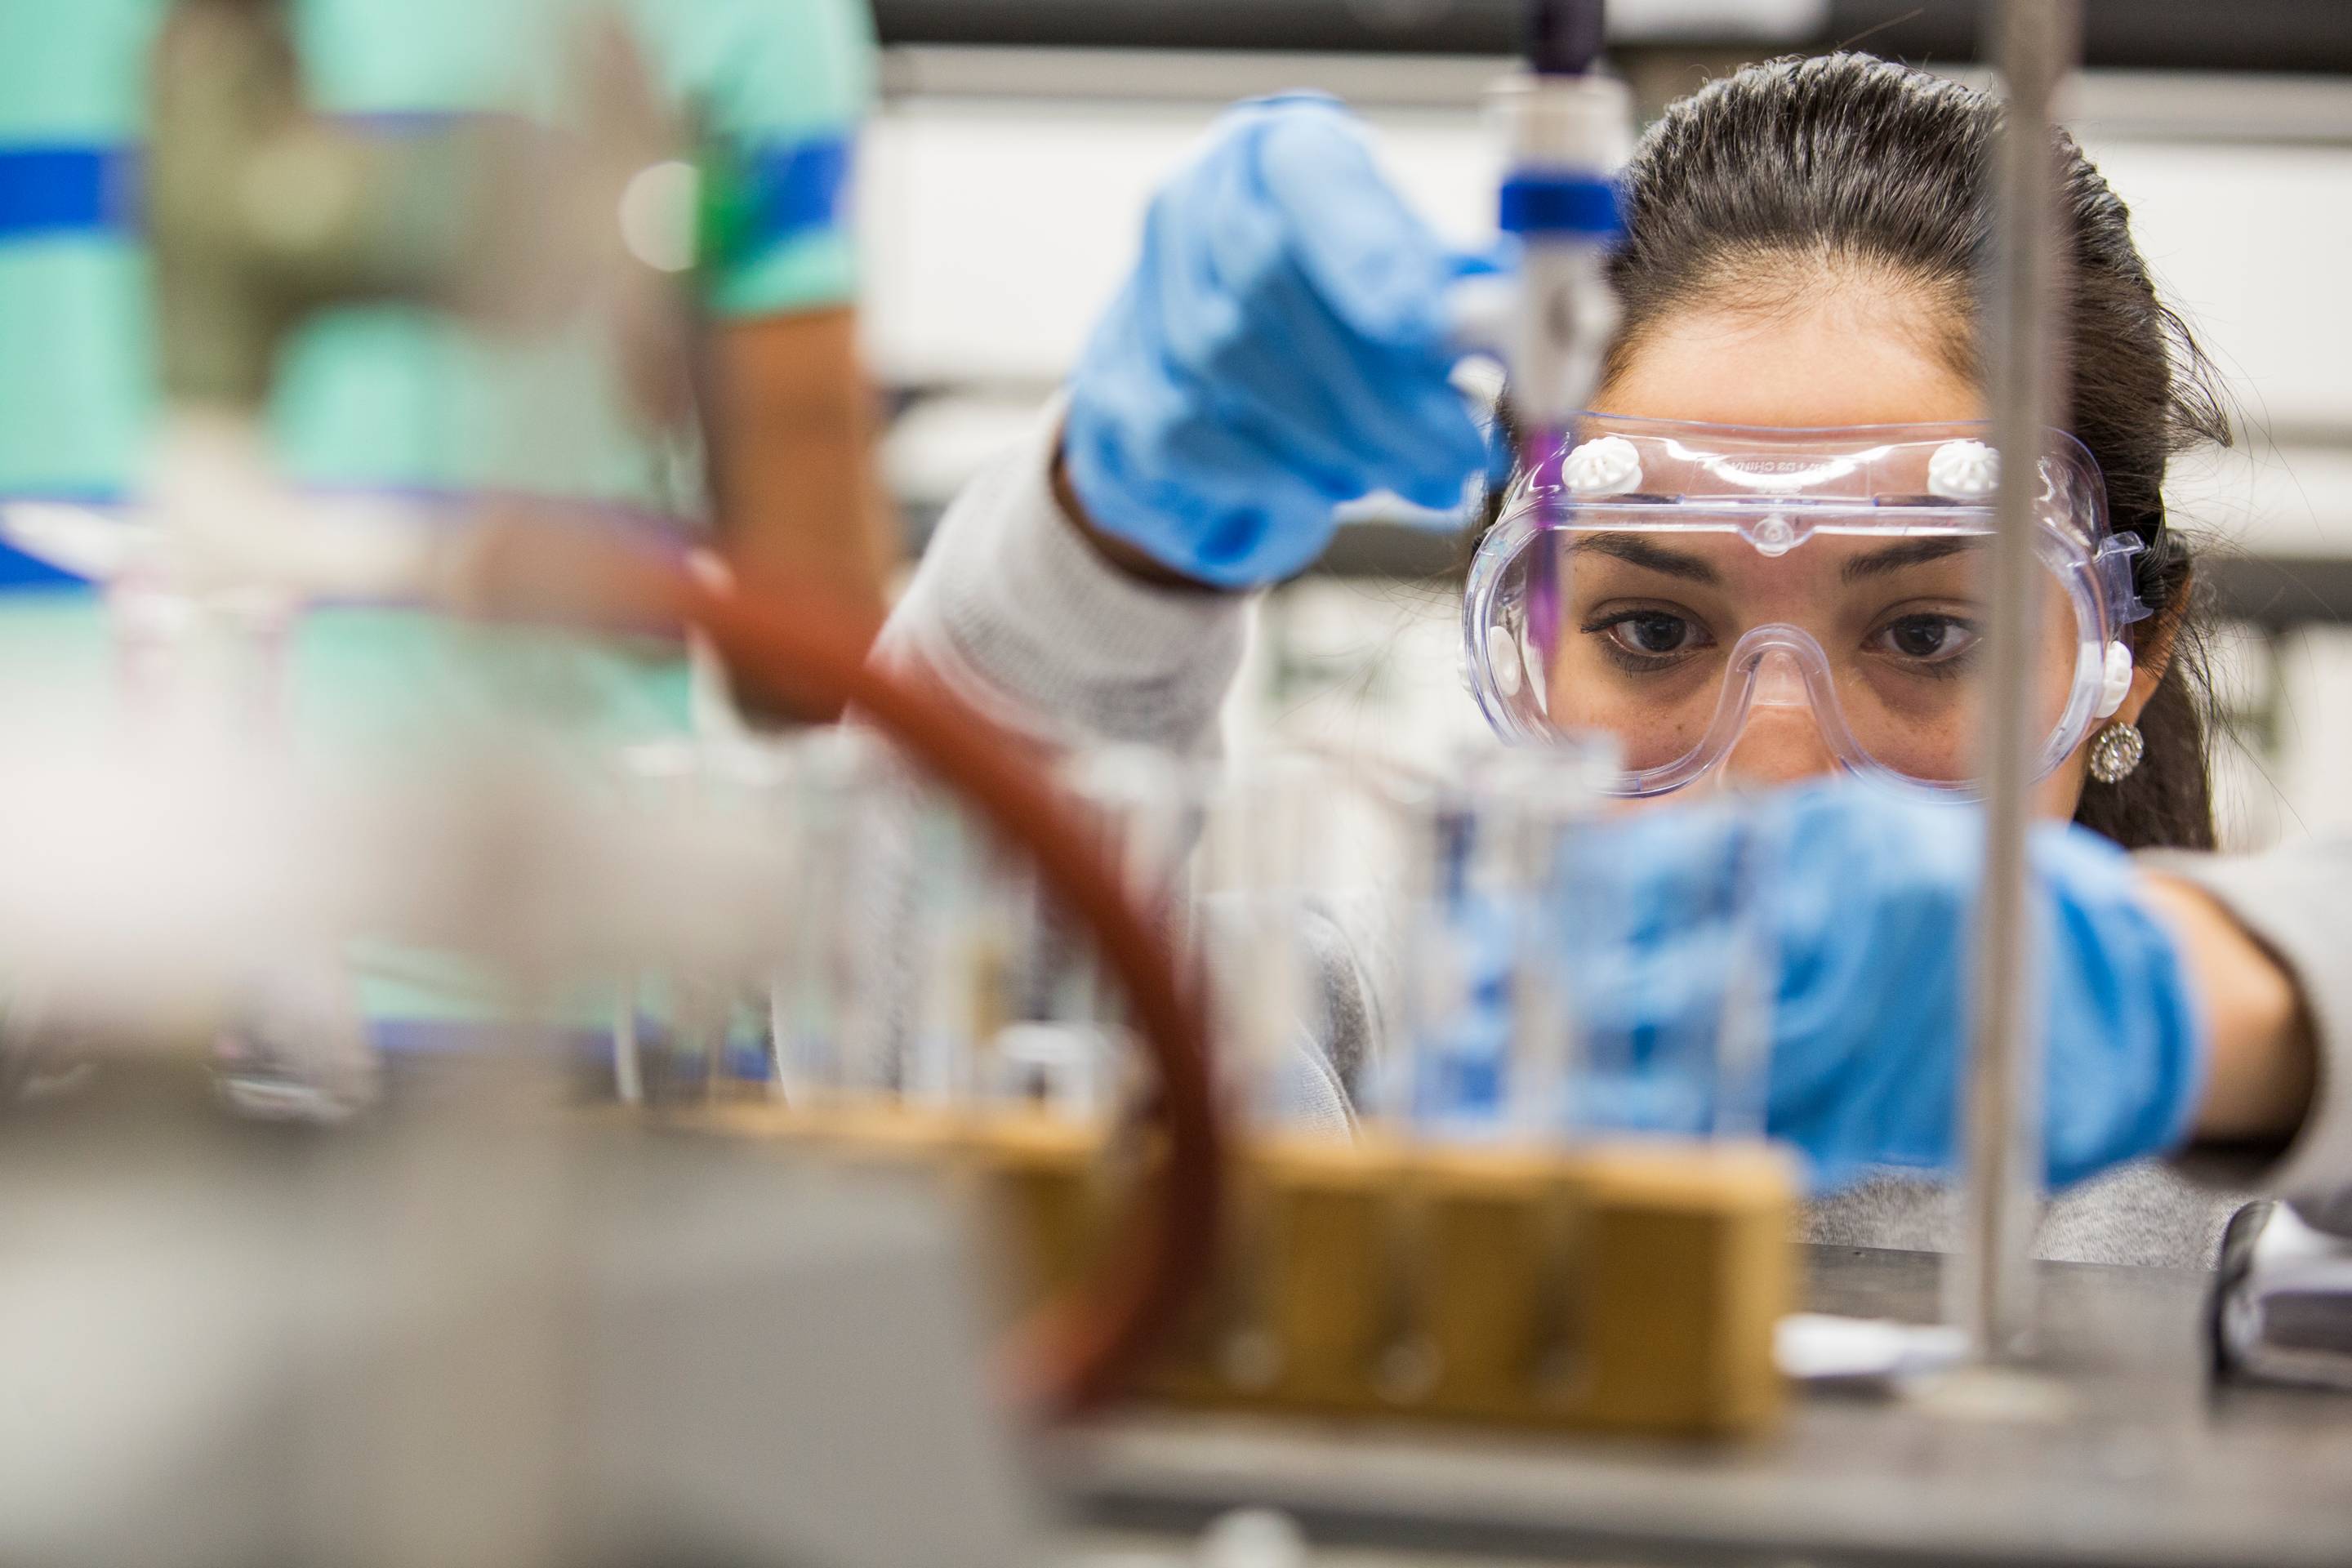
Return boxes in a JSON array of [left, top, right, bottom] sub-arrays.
[[769, 727, 884, 1105], [612, 738, 700, 1102], [1388, 775, 1489, 1134], [612, 736, 765, 1103], [1382, 737, 1621, 1143], [1551, 790, 1771, 1143], [1031, 746, 1213, 1118], [1475, 742, 1612, 1138], [1199, 751, 1329, 1130], [1707, 814, 1775, 1142], [900, 786, 992, 1111], [1066, 745, 1207, 922], [706, 739, 804, 1094]]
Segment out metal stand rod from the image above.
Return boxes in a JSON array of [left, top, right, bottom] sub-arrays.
[[1952, 0, 2081, 1360]]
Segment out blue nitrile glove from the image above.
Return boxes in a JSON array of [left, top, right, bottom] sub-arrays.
[[1555, 781, 2209, 1193], [1062, 95, 1493, 589]]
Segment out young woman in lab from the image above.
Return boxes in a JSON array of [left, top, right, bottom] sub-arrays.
[[877, 54, 2340, 1266]]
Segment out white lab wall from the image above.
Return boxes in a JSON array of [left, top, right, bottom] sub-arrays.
[[2084, 140, 2352, 443], [858, 99, 1505, 390], [857, 61, 2352, 849], [2270, 630, 2352, 840]]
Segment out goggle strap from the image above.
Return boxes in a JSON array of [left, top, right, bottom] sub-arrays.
[[2093, 533, 2154, 626]]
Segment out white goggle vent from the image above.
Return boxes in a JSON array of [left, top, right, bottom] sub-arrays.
[[1561, 434, 1643, 497], [1487, 624, 1523, 698], [2097, 639, 2136, 719], [1927, 439, 2000, 501]]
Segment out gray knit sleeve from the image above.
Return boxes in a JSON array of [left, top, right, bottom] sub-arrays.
[[875, 401, 1251, 759], [2141, 840, 2352, 1219]]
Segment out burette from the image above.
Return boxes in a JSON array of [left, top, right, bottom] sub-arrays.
[[1495, 0, 1633, 677], [1490, 2, 1634, 1131]]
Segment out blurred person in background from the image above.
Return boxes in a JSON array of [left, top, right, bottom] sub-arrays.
[[0, 0, 893, 704], [878, 57, 2340, 1267], [0, 0, 892, 1076]]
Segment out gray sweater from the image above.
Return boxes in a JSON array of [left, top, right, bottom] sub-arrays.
[[878, 412, 2352, 1270]]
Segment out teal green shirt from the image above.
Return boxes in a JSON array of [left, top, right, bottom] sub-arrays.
[[0, 0, 876, 505], [0, 1, 876, 1032]]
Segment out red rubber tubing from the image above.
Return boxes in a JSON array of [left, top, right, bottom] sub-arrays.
[[518, 528, 1226, 1420]]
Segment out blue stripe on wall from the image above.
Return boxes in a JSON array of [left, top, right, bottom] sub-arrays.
[[2, 126, 853, 257], [0, 118, 465, 243]]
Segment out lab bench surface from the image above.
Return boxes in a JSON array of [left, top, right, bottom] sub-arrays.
[[1045, 1245, 2352, 1568]]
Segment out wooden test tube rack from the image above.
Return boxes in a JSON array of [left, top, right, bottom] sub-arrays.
[[657, 1101, 1795, 1438]]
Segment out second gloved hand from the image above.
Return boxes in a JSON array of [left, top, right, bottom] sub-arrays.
[[1565, 782, 2209, 1192], [1062, 96, 1493, 589]]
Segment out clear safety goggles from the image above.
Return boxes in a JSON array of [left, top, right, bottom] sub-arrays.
[[1462, 417, 2150, 796]]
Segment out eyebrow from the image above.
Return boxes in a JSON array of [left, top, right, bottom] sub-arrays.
[[1838, 536, 1983, 584], [1570, 532, 1722, 586], [1568, 532, 1982, 586]]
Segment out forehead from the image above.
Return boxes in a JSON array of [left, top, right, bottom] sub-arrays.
[[1600, 292, 1984, 428], [1563, 528, 1986, 596]]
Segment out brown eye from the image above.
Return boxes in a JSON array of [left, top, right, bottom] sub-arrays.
[[1610, 612, 1700, 656], [1873, 613, 1980, 665]]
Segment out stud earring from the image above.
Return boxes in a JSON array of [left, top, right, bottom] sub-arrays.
[[2089, 720, 2145, 784]]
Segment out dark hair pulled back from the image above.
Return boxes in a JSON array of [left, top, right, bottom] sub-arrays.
[[1500, 51, 2230, 849]]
